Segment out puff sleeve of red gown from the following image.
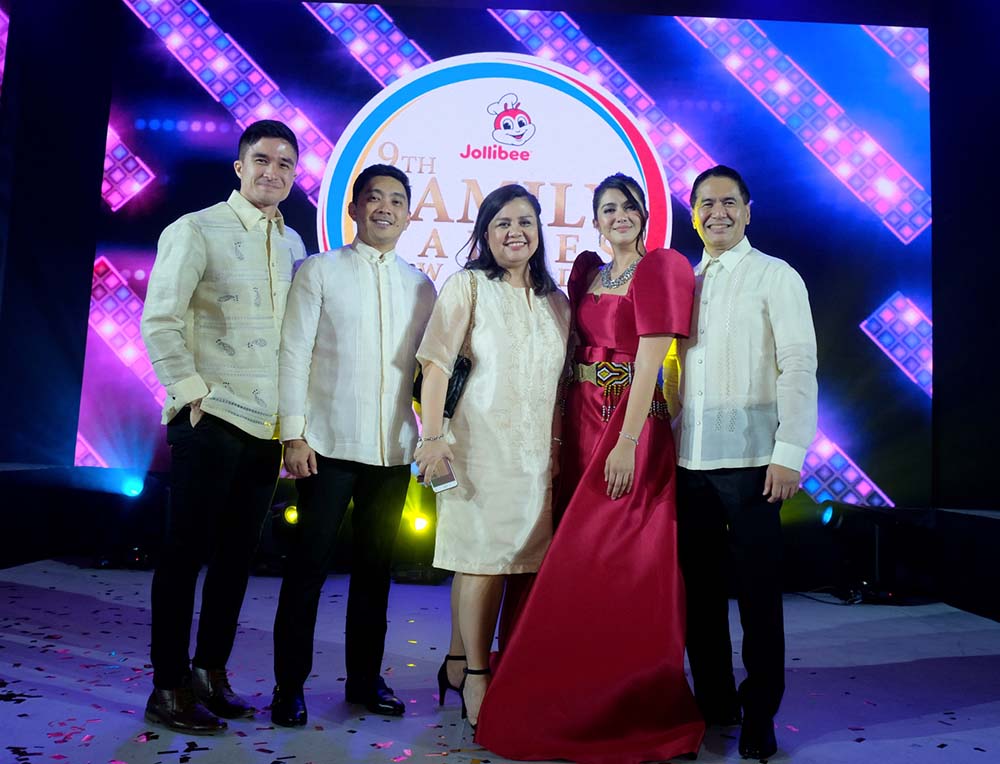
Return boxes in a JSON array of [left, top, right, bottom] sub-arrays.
[[631, 247, 695, 337]]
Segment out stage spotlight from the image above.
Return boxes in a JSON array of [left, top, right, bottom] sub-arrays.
[[413, 515, 430, 533], [121, 475, 145, 497], [821, 504, 835, 526], [283, 505, 299, 525]]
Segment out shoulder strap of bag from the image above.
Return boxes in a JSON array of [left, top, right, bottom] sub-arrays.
[[459, 270, 477, 357]]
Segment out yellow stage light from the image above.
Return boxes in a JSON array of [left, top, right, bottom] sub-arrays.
[[283, 505, 299, 525], [413, 516, 429, 532]]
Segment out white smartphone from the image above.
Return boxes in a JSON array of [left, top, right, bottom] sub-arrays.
[[429, 458, 459, 493]]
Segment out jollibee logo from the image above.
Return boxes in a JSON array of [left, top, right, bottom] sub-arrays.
[[489, 93, 536, 146], [318, 53, 672, 291]]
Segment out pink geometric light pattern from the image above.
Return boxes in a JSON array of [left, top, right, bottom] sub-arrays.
[[676, 16, 931, 245], [0, 7, 9, 95], [802, 429, 894, 508], [860, 291, 933, 397], [304, 3, 431, 86], [74, 432, 109, 468], [2, 9, 154, 212], [103, 126, 156, 211], [89, 256, 166, 407], [121, 0, 334, 205], [862, 25, 929, 91], [489, 8, 717, 208]]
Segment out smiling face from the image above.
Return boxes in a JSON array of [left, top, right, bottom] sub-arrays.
[[692, 175, 751, 257], [492, 107, 536, 146], [594, 186, 647, 254], [348, 175, 410, 253], [487, 196, 539, 274], [233, 137, 297, 217]]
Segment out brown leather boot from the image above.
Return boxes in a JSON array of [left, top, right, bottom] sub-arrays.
[[144, 685, 227, 734], [192, 666, 255, 719]]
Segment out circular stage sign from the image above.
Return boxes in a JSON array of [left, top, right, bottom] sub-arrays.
[[317, 52, 671, 290]]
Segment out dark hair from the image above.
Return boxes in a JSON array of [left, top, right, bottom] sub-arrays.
[[591, 173, 649, 254], [689, 164, 751, 208], [463, 184, 557, 296], [237, 120, 299, 161], [352, 164, 412, 208]]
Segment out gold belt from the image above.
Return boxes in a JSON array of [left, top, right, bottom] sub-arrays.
[[572, 361, 633, 388]]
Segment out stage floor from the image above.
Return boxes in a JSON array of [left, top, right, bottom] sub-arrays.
[[1, 561, 998, 764]]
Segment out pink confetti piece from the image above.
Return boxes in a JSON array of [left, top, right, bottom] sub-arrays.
[[373, 741, 395, 749]]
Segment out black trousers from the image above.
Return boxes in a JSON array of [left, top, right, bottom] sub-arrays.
[[151, 411, 282, 689], [272, 456, 410, 690], [676, 465, 785, 723]]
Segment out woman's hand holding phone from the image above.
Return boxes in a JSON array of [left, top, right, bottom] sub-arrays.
[[414, 438, 454, 486]]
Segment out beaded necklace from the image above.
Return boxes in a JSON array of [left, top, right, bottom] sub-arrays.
[[599, 255, 642, 289]]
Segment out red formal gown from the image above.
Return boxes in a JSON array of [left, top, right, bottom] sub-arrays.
[[476, 249, 705, 764]]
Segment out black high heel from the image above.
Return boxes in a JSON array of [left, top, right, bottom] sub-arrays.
[[461, 667, 491, 729], [436, 654, 466, 706]]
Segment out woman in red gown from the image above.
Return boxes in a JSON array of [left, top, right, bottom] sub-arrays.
[[475, 174, 705, 763]]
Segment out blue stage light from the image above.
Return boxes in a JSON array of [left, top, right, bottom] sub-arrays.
[[121, 476, 145, 498], [821, 505, 834, 525]]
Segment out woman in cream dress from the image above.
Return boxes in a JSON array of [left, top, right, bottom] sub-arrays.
[[414, 184, 569, 728]]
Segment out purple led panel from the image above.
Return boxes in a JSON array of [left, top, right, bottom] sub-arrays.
[[305, 3, 431, 86], [75, 432, 109, 468], [122, 0, 333, 204], [90, 256, 166, 407], [0, 7, 9, 95], [104, 126, 156, 211], [860, 291, 933, 397], [862, 25, 929, 91], [802, 429, 894, 508], [488, 8, 717, 208], [676, 17, 931, 245]]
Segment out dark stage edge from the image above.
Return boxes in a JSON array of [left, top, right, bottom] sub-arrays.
[[1, 561, 998, 764]]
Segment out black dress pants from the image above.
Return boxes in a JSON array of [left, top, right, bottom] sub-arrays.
[[151, 411, 282, 689], [676, 465, 785, 723], [272, 456, 410, 691]]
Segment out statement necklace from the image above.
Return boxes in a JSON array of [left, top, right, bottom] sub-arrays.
[[600, 256, 642, 289]]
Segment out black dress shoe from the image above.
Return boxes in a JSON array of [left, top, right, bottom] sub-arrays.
[[345, 676, 405, 716], [739, 717, 778, 761], [145, 686, 227, 734], [703, 706, 743, 726], [697, 693, 742, 726], [270, 684, 308, 727], [191, 666, 255, 719]]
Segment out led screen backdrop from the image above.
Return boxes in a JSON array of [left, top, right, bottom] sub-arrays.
[[70, 2, 931, 507]]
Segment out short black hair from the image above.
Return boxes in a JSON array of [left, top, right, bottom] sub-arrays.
[[237, 120, 299, 161], [690, 165, 751, 208], [463, 184, 558, 296], [592, 173, 649, 254], [352, 164, 412, 208]]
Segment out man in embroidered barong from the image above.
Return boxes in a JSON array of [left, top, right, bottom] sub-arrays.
[[141, 120, 306, 733]]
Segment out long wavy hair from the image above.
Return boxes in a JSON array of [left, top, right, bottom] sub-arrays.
[[463, 184, 558, 296]]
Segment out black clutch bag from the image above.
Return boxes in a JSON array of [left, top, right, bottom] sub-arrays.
[[414, 271, 477, 418]]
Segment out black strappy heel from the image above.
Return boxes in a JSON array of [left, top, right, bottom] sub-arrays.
[[436, 654, 466, 706], [461, 667, 491, 729]]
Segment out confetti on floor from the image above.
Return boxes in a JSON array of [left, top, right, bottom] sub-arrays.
[[1, 561, 999, 763]]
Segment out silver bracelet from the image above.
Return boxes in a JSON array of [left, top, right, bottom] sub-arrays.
[[619, 431, 639, 445]]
